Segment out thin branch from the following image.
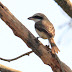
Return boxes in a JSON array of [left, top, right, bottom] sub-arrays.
[[0, 51, 33, 62]]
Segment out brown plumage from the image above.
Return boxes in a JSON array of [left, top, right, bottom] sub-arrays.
[[28, 13, 60, 54]]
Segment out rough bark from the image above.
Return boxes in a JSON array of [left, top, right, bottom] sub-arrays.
[[54, 0, 72, 18], [0, 2, 72, 72], [0, 64, 21, 72]]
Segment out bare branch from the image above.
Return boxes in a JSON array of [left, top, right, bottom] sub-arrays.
[[0, 51, 33, 62], [0, 64, 21, 72], [54, 0, 72, 18]]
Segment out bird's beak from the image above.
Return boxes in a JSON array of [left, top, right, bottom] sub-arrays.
[[28, 17, 34, 20]]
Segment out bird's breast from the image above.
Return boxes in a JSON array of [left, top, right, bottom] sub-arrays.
[[35, 29, 48, 39]]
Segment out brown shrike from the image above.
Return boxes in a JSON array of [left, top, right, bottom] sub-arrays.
[[28, 13, 60, 54]]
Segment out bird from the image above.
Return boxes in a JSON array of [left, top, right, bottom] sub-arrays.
[[28, 13, 60, 54]]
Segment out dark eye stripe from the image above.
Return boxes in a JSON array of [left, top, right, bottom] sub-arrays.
[[33, 16, 43, 19]]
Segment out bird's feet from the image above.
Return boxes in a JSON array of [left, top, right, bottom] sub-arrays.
[[45, 45, 49, 48], [36, 37, 40, 40], [34, 37, 40, 43], [45, 45, 51, 51], [51, 46, 60, 54]]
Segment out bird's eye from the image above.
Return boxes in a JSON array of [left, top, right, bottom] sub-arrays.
[[32, 16, 43, 19]]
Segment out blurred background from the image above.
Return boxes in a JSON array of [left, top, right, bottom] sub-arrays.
[[0, 0, 72, 72]]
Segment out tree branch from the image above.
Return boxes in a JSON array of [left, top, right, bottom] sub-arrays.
[[0, 2, 72, 72], [54, 0, 72, 18], [0, 64, 21, 72], [0, 51, 33, 62]]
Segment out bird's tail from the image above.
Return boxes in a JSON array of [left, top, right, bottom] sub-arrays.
[[49, 37, 60, 54]]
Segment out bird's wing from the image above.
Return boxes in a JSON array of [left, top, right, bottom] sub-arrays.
[[35, 21, 55, 38]]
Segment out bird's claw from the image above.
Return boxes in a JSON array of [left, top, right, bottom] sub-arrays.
[[36, 37, 40, 40]]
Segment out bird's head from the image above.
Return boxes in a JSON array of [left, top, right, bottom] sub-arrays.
[[28, 13, 48, 22]]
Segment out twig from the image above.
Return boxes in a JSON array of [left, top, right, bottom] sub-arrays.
[[0, 51, 33, 62]]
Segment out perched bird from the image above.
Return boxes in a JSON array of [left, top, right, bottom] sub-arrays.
[[28, 13, 60, 54]]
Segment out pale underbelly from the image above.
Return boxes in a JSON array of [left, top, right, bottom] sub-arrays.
[[35, 29, 48, 39]]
